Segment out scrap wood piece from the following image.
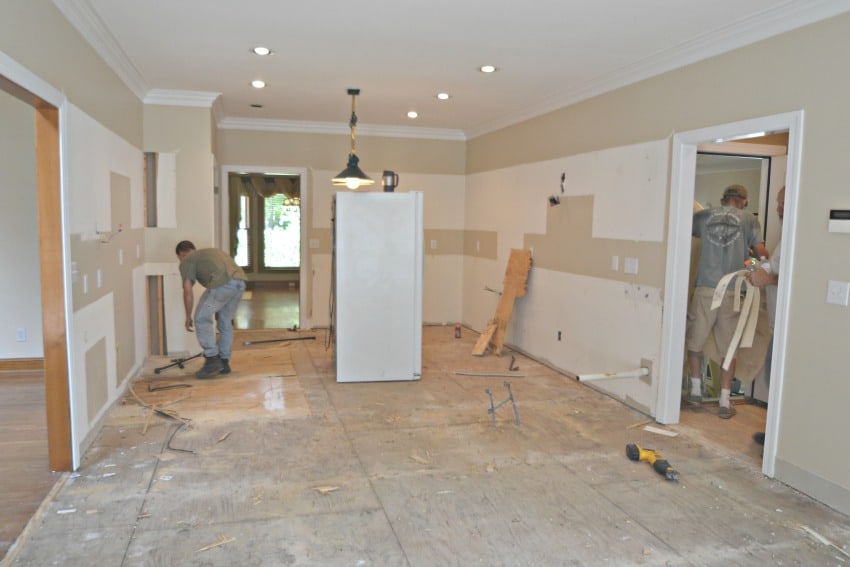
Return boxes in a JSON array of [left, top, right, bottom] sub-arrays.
[[472, 248, 532, 357], [643, 425, 678, 437], [410, 453, 430, 465], [196, 535, 236, 553], [313, 485, 340, 495], [626, 419, 654, 430]]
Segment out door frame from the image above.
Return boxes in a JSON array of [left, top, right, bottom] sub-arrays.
[[657, 110, 803, 478], [1, 52, 75, 470], [219, 164, 310, 329]]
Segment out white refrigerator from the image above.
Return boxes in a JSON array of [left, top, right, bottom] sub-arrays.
[[334, 191, 423, 382]]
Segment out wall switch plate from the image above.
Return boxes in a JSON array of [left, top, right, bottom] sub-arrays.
[[611, 255, 619, 271], [309, 238, 319, 249], [430, 239, 437, 250], [624, 257, 639, 274], [97, 269, 103, 288], [827, 280, 850, 306], [15, 328, 26, 342]]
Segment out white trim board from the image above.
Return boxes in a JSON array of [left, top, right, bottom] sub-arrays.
[[658, 110, 804, 481]]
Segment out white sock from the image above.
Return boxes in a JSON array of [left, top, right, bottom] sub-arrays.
[[720, 388, 731, 408], [690, 378, 702, 396]]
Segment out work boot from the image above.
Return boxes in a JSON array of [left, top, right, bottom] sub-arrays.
[[196, 355, 224, 379], [718, 405, 737, 419], [220, 359, 231, 375]]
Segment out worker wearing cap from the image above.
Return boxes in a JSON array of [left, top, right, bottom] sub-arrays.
[[686, 184, 769, 418], [176, 240, 247, 378]]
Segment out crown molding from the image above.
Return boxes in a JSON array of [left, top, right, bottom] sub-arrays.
[[144, 89, 220, 108], [218, 117, 466, 141], [466, 0, 850, 139], [52, 0, 148, 100]]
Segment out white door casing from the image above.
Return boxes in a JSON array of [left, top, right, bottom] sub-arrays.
[[658, 111, 804, 479]]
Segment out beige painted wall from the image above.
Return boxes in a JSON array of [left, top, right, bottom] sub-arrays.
[[0, 0, 143, 147], [468, 13, 850, 513], [0, 87, 43, 358]]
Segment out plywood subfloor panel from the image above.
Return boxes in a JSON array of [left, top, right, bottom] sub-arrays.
[[7, 327, 850, 566]]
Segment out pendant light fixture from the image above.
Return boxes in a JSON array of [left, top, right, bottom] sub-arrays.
[[332, 88, 374, 190]]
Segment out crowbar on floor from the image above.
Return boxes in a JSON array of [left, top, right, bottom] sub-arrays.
[[242, 336, 316, 346]]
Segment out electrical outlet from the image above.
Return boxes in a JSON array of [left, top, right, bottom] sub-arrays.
[[15, 328, 26, 342], [640, 358, 653, 385], [827, 280, 850, 306]]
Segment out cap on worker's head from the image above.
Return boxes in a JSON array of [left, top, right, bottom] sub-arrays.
[[722, 184, 748, 200]]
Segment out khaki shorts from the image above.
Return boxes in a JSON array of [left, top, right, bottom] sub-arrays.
[[685, 286, 740, 358]]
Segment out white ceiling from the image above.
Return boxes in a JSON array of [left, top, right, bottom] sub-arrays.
[[55, 0, 849, 140]]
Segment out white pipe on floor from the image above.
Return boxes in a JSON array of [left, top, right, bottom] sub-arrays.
[[576, 367, 649, 382]]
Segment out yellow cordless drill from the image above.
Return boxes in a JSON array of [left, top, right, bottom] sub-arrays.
[[626, 443, 680, 481]]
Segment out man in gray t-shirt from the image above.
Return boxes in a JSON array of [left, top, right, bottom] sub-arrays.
[[176, 240, 247, 378], [686, 184, 769, 418]]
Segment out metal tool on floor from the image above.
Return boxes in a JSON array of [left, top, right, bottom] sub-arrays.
[[625, 443, 679, 481], [485, 381, 521, 427], [242, 335, 316, 346], [154, 352, 202, 374]]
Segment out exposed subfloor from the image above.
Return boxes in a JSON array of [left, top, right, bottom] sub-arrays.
[[5, 327, 849, 566]]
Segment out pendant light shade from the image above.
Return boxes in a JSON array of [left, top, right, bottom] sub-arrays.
[[333, 88, 374, 190]]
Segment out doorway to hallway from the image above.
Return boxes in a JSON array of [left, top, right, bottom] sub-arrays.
[[658, 111, 804, 479]]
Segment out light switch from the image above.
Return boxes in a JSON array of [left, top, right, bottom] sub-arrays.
[[309, 238, 319, 249], [611, 255, 619, 271], [430, 239, 437, 250], [624, 257, 639, 275]]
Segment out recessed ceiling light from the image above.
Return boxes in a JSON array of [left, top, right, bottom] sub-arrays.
[[479, 65, 497, 73], [251, 80, 266, 89], [407, 111, 418, 119], [252, 46, 271, 56], [435, 92, 451, 100]]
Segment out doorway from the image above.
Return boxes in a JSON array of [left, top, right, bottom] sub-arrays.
[[0, 68, 72, 470], [0, 59, 73, 559], [220, 166, 310, 330], [658, 111, 803, 478]]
